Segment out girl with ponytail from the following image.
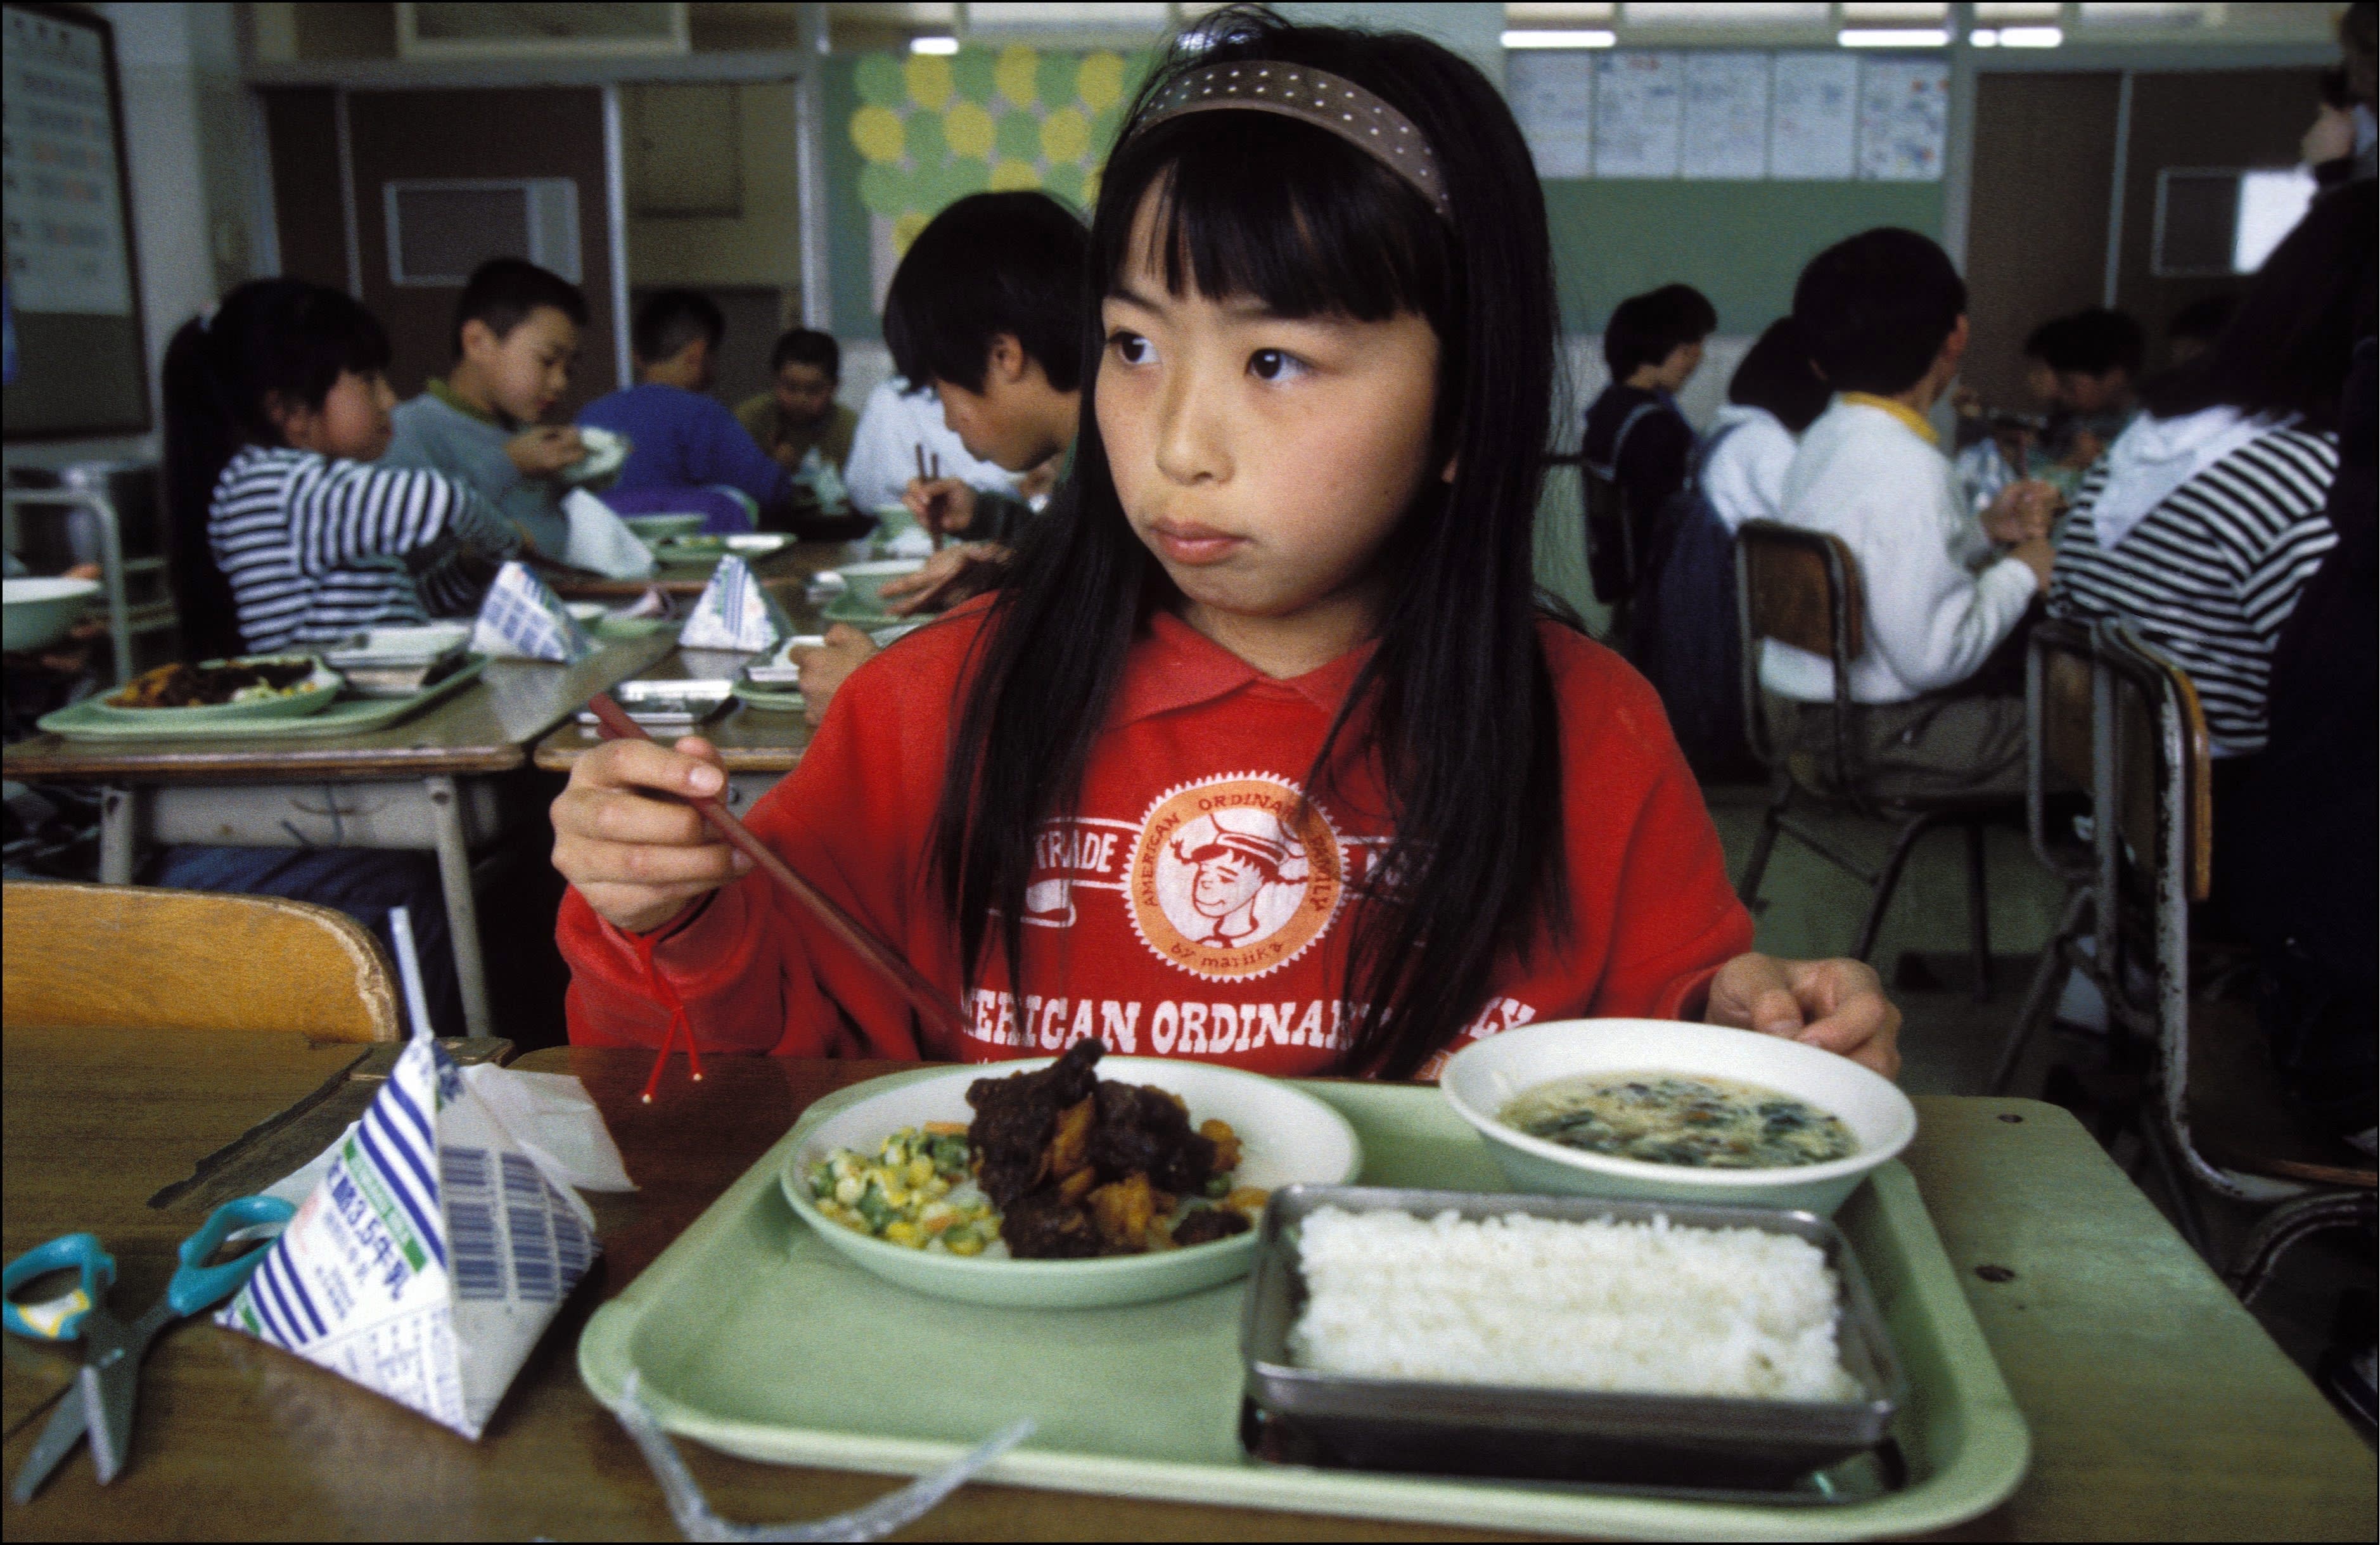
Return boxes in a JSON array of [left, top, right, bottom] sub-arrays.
[[162, 279, 518, 660]]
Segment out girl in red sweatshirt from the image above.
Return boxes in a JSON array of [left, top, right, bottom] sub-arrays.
[[551, 16, 1901, 1083]]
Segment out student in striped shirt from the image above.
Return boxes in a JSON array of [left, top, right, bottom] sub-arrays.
[[162, 279, 520, 660], [2049, 181, 2371, 913]]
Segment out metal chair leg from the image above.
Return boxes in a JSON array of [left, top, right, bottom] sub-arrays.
[[1736, 778, 1789, 907], [1850, 812, 1946, 963], [1965, 819, 1993, 1003], [2227, 1192, 2377, 1306], [1990, 887, 2090, 1095], [2140, 1119, 2217, 1266]]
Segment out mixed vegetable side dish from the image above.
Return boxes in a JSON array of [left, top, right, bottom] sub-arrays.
[[803, 1039, 1269, 1258]]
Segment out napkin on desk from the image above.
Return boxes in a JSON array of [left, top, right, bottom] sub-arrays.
[[562, 489, 657, 580], [677, 553, 793, 653], [220, 1040, 633, 1440], [471, 560, 599, 663]]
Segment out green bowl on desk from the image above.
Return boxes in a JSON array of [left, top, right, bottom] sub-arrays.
[[3, 576, 101, 651], [626, 515, 704, 543]]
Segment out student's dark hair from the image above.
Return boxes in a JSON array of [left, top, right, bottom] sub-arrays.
[[2139, 178, 2376, 432], [928, 9, 1564, 1079], [1792, 228, 1966, 396], [2024, 307, 2144, 378], [1603, 283, 1717, 381], [1727, 317, 1830, 434], [632, 288, 726, 364], [163, 279, 392, 660], [451, 257, 586, 357], [771, 328, 841, 378], [883, 192, 1090, 394], [2165, 292, 2239, 347]]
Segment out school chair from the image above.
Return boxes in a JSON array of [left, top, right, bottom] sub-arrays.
[[1, 880, 402, 1042], [2087, 622, 2374, 1291], [1731, 520, 2016, 999], [1988, 616, 2100, 1091]]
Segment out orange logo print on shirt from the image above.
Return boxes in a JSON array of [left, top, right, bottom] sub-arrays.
[[1127, 773, 1345, 981]]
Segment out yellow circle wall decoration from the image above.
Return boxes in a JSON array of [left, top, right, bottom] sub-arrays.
[[994, 45, 1040, 110], [1040, 106, 1091, 165], [1077, 52, 1125, 113], [945, 100, 995, 160], [852, 46, 1146, 283], [850, 104, 905, 164], [904, 53, 954, 111]]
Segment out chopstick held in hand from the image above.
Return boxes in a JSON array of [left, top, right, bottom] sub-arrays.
[[582, 693, 972, 1053]]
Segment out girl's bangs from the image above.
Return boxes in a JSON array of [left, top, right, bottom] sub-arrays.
[[302, 287, 394, 376], [1097, 112, 1447, 325]]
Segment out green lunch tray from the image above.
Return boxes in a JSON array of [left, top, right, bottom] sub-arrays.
[[38, 657, 489, 742], [579, 1078, 2030, 1540]]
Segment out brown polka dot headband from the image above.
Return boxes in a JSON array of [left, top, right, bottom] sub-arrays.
[[1129, 61, 1454, 223]]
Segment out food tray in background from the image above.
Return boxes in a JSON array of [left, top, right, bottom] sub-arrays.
[[579, 1077, 2030, 1539], [36, 657, 489, 742]]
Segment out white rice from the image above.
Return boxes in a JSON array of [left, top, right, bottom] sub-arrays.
[[1286, 1207, 1858, 1402]]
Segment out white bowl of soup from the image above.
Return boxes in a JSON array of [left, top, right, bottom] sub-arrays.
[[1438, 1019, 1916, 1215]]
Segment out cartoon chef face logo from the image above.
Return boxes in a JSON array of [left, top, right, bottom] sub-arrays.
[[1129, 774, 1343, 980]]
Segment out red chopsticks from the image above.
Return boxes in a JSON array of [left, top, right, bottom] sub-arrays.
[[582, 692, 972, 1098]]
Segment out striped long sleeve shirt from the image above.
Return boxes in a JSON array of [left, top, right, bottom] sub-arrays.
[[2049, 427, 2339, 756], [208, 446, 522, 655]]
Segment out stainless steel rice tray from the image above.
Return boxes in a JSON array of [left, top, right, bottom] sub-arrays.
[[1239, 1184, 1904, 1492]]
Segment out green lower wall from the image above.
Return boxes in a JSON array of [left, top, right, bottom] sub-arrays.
[[1544, 179, 1946, 336]]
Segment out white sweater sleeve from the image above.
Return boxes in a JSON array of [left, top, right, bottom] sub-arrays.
[[1854, 455, 2035, 695]]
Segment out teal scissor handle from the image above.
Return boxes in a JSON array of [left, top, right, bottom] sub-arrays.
[[167, 1196, 296, 1317], [3, 1233, 117, 1342]]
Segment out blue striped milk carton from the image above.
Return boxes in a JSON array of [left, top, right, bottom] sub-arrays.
[[214, 1037, 598, 1439]]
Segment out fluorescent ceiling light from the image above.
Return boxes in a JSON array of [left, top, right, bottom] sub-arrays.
[[909, 35, 959, 54], [1970, 27, 2000, 44], [1838, 26, 1948, 45], [1503, 29, 1616, 48], [1998, 25, 2063, 44]]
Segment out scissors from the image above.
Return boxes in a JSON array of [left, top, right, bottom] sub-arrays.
[[3, 1195, 293, 1503]]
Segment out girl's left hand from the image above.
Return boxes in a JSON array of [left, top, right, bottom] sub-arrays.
[[1703, 954, 1901, 1080]]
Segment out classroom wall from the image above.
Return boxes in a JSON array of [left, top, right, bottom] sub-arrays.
[[623, 82, 805, 296]]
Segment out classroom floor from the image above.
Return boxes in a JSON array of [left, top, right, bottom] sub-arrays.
[[1703, 777, 2377, 1442]]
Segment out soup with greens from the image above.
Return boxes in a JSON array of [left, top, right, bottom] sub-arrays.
[[1499, 1074, 1857, 1169]]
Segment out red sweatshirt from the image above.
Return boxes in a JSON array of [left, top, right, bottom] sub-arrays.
[[557, 605, 1755, 1077]]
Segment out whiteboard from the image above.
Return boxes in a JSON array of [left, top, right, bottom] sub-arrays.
[[2, 3, 149, 439]]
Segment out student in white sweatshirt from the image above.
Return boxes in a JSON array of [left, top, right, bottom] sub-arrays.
[[1762, 229, 2060, 800]]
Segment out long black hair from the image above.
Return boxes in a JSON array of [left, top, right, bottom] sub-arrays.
[[162, 279, 391, 660], [2137, 179, 2376, 433], [928, 9, 1566, 1079]]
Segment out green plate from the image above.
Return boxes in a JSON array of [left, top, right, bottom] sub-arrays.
[[40, 657, 489, 741], [86, 656, 343, 724], [580, 1080, 2030, 1538], [625, 514, 703, 542]]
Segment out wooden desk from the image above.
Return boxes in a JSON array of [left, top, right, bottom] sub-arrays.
[[3, 1029, 2371, 1539], [0, 636, 674, 1035]]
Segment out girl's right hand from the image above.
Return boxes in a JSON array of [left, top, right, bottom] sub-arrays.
[[551, 736, 753, 935]]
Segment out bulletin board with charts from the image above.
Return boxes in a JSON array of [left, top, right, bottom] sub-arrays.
[[2, 2, 148, 439], [833, 46, 1149, 329], [1507, 48, 1950, 333]]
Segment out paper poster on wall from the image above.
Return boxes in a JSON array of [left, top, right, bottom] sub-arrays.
[[1679, 52, 1770, 181], [1767, 52, 1858, 181], [1592, 51, 1684, 180], [1855, 57, 1949, 182], [1507, 51, 1594, 181], [1, 5, 134, 316]]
